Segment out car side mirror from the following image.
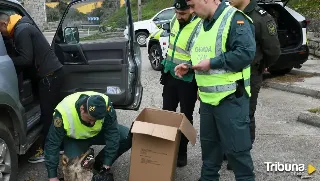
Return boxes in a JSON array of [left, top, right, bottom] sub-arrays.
[[162, 23, 170, 31], [64, 27, 80, 44]]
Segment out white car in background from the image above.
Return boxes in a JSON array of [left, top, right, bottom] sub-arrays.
[[124, 7, 175, 47], [147, 0, 310, 75]]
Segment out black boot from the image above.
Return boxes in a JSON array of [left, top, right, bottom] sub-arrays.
[[223, 154, 227, 161], [177, 153, 187, 167], [227, 163, 232, 170]]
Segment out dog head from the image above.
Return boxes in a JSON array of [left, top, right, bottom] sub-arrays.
[[62, 148, 95, 181]]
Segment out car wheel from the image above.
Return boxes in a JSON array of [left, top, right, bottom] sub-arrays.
[[149, 44, 164, 71], [135, 32, 148, 47], [0, 122, 18, 181], [269, 68, 293, 75]]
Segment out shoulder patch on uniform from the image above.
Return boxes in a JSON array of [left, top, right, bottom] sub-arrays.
[[266, 20, 277, 36], [107, 105, 111, 112], [255, 6, 267, 16], [54, 117, 62, 128]]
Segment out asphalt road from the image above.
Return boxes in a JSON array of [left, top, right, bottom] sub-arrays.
[[17, 47, 320, 181]]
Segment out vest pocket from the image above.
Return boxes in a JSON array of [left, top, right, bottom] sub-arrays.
[[230, 116, 252, 152]]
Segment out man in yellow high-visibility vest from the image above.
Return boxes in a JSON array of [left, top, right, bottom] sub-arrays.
[[160, 0, 201, 167], [175, 0, 256, 180], [44, 91, 132, 181]]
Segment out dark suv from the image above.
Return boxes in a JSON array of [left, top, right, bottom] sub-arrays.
[[0, 0, 143, 180]]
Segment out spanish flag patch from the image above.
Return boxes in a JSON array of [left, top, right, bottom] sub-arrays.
[[107, 106, 111, 111], [237, 20, 244, 24]]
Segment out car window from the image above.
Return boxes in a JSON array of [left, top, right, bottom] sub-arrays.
[[154, 9, 175, 21], [60, 0, 127, 44]]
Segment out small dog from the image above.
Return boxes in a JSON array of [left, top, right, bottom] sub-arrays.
[[61, 148, 95, 181], [60, 148, 114, 181]]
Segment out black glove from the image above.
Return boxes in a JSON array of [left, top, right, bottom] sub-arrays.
[[92, 167, 114, 181]]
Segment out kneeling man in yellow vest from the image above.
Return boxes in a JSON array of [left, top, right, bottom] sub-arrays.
[[44, 91, 132, 181]]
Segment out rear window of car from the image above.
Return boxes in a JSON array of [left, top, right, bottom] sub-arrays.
[[0, 34, 8, 56]]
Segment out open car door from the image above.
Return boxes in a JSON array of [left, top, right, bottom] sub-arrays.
[[51, 0, 143, 110]]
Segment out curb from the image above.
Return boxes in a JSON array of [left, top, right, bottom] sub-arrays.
[[263, 81, 320, 99], [290, 69, 320, 76], [297, 111, 320, 128]]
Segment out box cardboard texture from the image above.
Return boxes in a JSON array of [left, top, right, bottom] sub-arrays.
[[129, 108, 197, 181]]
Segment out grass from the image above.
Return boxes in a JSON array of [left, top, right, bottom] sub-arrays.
[[308, 107, 320, 114], [104, 0, 173, 28], [287, 0, 320, 19], [269, 73, 314, 83]]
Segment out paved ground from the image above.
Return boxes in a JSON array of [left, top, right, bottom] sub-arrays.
[[17, 48, 320, 181]]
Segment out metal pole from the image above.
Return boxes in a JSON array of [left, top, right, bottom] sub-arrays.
[[138, 0, 142, 21]]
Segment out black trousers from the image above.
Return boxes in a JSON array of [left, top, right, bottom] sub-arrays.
[[249, 71, 263, 144], [39, 68, 65, 148], [162, 73, 198, 155]]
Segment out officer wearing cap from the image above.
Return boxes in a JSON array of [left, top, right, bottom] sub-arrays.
[[44, 91, 132, 181], [160, 0, 201, 167]]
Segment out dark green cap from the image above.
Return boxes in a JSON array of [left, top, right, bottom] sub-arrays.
[[173, 0, 189, 10], [86, 95, 107, 120]]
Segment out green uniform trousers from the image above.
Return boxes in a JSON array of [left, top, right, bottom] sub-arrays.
[[63, 124, 131, 165], [199, 93, 255, 181]]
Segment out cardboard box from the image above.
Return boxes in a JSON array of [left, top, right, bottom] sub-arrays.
[[128, 108, 197, 181]]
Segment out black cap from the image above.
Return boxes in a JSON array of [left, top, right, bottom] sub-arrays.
[[173, 0, 189, 10]]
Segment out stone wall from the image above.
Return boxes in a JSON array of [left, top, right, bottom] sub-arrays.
[[23, 0, 46, 31], [308, 32, 320, 57]]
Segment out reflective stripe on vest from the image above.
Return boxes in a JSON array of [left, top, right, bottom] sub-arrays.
[[191, 6, 252, 106], [166, 16, 202, 66], [55, 91, 108, 139]]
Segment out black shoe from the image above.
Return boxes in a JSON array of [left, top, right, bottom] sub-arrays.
[[92, 167, 114, 181], [177, 154, 187, 167], [223, 154, 227, 161], [227, 163, 232, 170]]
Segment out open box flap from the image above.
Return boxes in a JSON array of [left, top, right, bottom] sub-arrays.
[[131, 121, 178, 141], [179, 114, 197, 145]]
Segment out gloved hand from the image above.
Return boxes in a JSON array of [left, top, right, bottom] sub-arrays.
[[92, 167, 114, 181]]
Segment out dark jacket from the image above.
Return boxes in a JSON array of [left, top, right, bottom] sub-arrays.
[[244, 0, 281, 74], [44, 95, 120, 178], [12, 16, 63, 77]]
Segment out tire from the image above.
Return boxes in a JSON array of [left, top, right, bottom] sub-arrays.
[[135, 31, 148, 47], [0, 122, 18, 181], [149, 43, 164, 71], [269, 68, 293, 75]]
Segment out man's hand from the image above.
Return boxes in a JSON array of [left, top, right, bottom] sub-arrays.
[[192, 59, 211, 71], [49, 177, 59, 181], [174, 63, 189, 78]]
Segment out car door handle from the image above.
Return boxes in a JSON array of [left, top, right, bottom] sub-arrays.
[[70, 53, 79, 58]]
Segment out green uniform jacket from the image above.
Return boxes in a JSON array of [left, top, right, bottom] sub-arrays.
[[244, 0, 281, 73], [206, 1, 256, 72], [44, 95, 119, 178]]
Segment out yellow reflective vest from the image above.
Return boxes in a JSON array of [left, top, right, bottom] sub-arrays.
[[163, 15, 202, 82], [191, 6, 252, 106], [55, 91, 109, 139]]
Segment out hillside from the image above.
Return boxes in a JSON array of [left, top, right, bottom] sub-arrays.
[[287, 0, 320, 31], [104, 0, 173, 28]]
